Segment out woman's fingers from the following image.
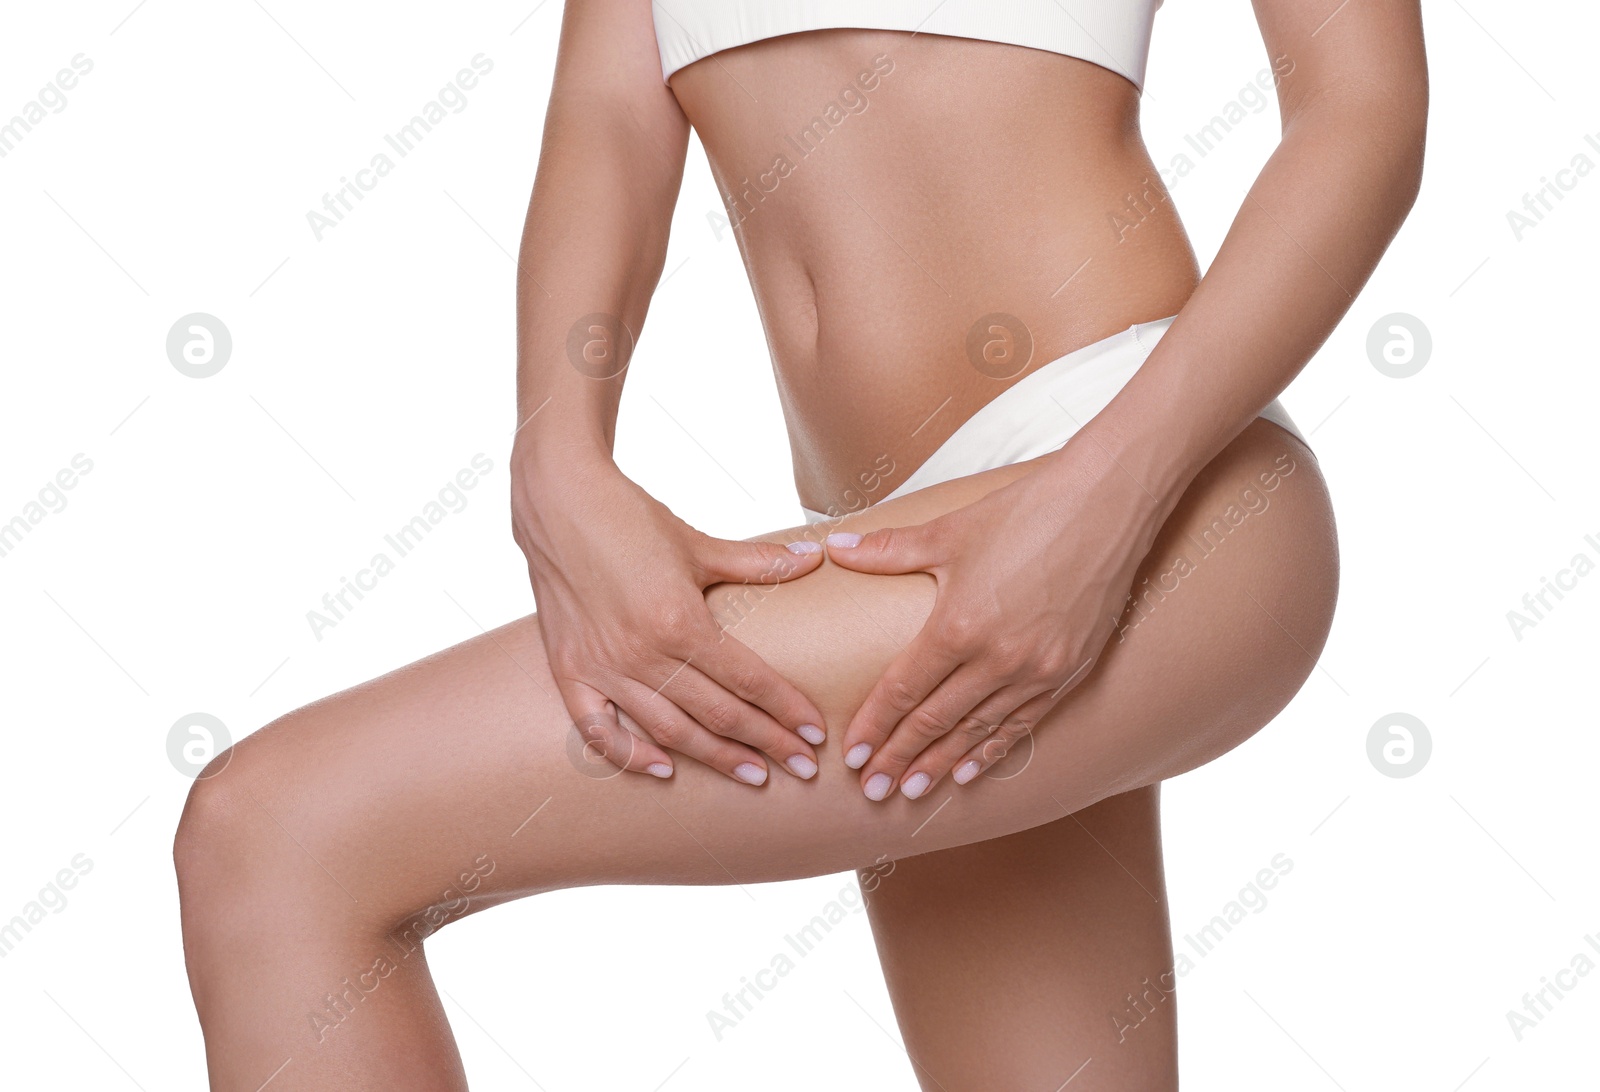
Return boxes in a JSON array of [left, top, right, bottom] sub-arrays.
[[610, 678, 776, 786], [560, 590, 826, 785], [856, 644, 1097, 797], [841, 637, 959, 780], [659, 658, 819, 780], [823, 522, 941, 575], [854, 663, 1000, 799], [698, 628, 827, 747], [692, 538, 831, 747], [558, 680, 676, 780], [950, 689, 1060, 786], [881, 683, 1040, 797], [694, 534, 826, 586]]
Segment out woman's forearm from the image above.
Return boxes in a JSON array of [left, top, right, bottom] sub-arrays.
[[1059, 80, 1427, 539], [513, 60, 691, 468]]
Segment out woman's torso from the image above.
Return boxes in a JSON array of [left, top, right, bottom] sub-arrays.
[[667, 28, 1199, 515]]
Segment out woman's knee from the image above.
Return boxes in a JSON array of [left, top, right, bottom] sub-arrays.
[[173, 729, 322, 931], [174, 695, 558, 944], [172, 712, 407, 946]]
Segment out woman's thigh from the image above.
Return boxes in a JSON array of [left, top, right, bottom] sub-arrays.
[[178, 418, 1335, 937]]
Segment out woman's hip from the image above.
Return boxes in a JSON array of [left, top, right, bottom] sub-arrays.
[[800, 314, 1307, 525]]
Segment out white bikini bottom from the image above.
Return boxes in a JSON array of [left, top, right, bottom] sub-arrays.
[[801, 314, 1306, 524]]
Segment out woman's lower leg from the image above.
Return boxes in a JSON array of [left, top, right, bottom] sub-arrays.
[[861, 787, 1178, 1091]]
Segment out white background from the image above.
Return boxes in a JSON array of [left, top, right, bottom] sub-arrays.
[[2, 0, 1596, 1088]]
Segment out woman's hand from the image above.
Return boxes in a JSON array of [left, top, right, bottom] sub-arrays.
[[824, 439, 1165, 800], [514, 447, 828, 785]]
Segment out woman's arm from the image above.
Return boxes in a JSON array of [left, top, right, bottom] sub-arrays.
[[1067, 0, 1428, 533], [826, 0, 1425, 797], [512, 0, 829, 786], [513, 0, 687, 454]]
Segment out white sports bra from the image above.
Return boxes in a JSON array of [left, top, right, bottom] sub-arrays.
[[652, 0, 1162, 89]]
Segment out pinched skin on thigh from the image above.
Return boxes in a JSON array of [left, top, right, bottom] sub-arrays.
[[180, 419, 1335, 935]]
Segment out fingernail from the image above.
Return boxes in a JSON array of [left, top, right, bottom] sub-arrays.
[[785, 754, 818, 779], [786, 540, 823, 555], [826, 532, 863, 548], [900, 772, 931, 799], [863, 773, 893, 801], [845, 742, 873, 769], [797, 723, 826, 745], [733, 762, 768, 786], [953, 760, 982, 785], [646, 762, 673, 779]]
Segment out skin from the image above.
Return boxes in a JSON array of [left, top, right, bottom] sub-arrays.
[[512, 1, 1424, 797], [812, 2, 1428, 792], [178, 0, 1425, 1086], [178, 428, 1335, 1089]]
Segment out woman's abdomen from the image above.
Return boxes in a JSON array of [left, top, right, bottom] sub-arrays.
[[672, 28, 1202, 510]]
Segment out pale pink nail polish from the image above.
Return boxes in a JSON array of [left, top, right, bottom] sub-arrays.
[[826, 532, 863, 548], [901, 772, 931, 799], [785, 754, 818, 779], [787, 540, 823, 554], [733, 762, 768, 786], [797, 723, 826, 745], [953, 760, 982, 785], [845, 743, 873, 769], [647, 762, 673, 779], [864, 773, 893, 801]]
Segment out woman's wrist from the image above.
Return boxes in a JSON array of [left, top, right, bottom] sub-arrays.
[[1030, 416, 1190, 560], [512, 426, 621, 507], [1047, 343, 1267, 550]]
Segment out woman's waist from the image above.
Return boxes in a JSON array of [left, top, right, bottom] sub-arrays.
[[779, 262, 1196, 513]]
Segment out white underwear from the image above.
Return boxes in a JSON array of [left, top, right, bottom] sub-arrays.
[[800, 314, 1306, 524]]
